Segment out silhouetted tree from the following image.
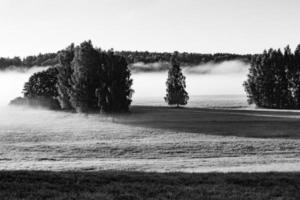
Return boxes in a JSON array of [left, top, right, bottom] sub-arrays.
[[165, 52, 189, 107], [22, 67, 60, 109], [294, 45, 300, 107], [69, 41, 102, 113], [11, 40, 134, 113], [282, 46, 293, 108], [56, 44, 75, 110], [23, 67, 58, 98], [244, 44, 300, 109], [96, 51, 133, 112]]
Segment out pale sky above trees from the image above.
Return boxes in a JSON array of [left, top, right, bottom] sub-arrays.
[[1, 0, 300, 57]]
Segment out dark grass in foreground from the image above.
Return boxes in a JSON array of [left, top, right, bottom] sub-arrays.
[[115, 106, 300, 138], [0, 171, 299, 200]]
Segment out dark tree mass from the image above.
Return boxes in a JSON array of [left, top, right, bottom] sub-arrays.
[[11, 41, 133, 113], [23, 67, 58, 99], [97, 51, 133, 113], [57, 41, 133, 113], [56, 44, 75, 110], [11, 67, 60, 110], [244, 45, 300, 109], [68, 41, 102, 113], [165, 52, 189, 107]]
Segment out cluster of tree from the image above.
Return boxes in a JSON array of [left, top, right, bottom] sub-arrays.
[[244, 45, 300, 109], [10, 67, 60, 109], [0, 53, 57, 70], [11, 41, 133, 113]]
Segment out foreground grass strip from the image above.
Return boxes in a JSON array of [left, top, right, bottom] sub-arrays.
[[0, 171, 299, 200]]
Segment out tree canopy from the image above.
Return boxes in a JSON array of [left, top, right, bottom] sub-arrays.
[[244, 44, 300, 109], [11, 41, 134, 113], [165, 52, 189, 107], [18, 67, 60, 109]]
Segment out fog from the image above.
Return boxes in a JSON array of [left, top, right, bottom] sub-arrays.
[[130, 61, 170, 72], [0, 61, 249, 108], [132, 61, 250, 105], [0, 67, 47, 106], [0, 60, 250, 131], [0, 60, 250, 128]]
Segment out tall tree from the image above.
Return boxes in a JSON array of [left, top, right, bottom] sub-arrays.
[[96, 51, 133, 112], [165, 52, 189, 107], [56, 44, 74, 110], [293, 45, 300, 108], [245, 49, 285, 108], [282, 46, 293, 108], [69, 41, 102, 113]]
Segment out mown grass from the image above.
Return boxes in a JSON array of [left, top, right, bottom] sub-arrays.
[[0, 171, 299, 200], [115, 106, 300, 138]]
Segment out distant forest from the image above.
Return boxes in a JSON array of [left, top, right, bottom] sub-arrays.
[[0, 49, 252, 71]]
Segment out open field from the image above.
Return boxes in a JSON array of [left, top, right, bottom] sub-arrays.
[[0, 106, 299, 172], [0, 171, 299, 200]]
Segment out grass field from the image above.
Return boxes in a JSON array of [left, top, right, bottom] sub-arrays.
[[0, 105, 299, 172], [0, 106, 300, 199], [115, 106, 300, 138], [0, 171, 299, 200]]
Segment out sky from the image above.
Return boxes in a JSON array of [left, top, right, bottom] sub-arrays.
[[0, 0, 300, 57]]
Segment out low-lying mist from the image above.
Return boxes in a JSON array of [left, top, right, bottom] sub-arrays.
[[0, 60, 249, 137], [0, 60, 249, 108], [0, 67, 46, 106], [183, 60, 249, 75], [132, 60, 249, 104]]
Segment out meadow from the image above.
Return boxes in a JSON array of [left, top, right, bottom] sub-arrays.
[[0, 105, 299, 172], [0, 62, 299, 199]]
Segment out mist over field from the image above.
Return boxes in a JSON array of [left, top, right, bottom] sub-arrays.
[[0, 61, 249, 107], [132, 60, 249, 106], [0, 61, 300, 172], [0, 67, 46, 106], [0, 61, 249, 127]]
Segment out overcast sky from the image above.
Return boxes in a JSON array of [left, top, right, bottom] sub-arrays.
[[0, 0, 300, 57]]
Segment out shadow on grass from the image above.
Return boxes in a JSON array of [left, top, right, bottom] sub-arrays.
[[113, 106, 300, 138], [0, 171, 299, 200]]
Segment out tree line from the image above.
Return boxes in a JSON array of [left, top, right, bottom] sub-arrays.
[[0, 50, 252, 71], [0, 53, 57, 70], [244, 45, 300, 109], [117, 51, 252, 66]]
